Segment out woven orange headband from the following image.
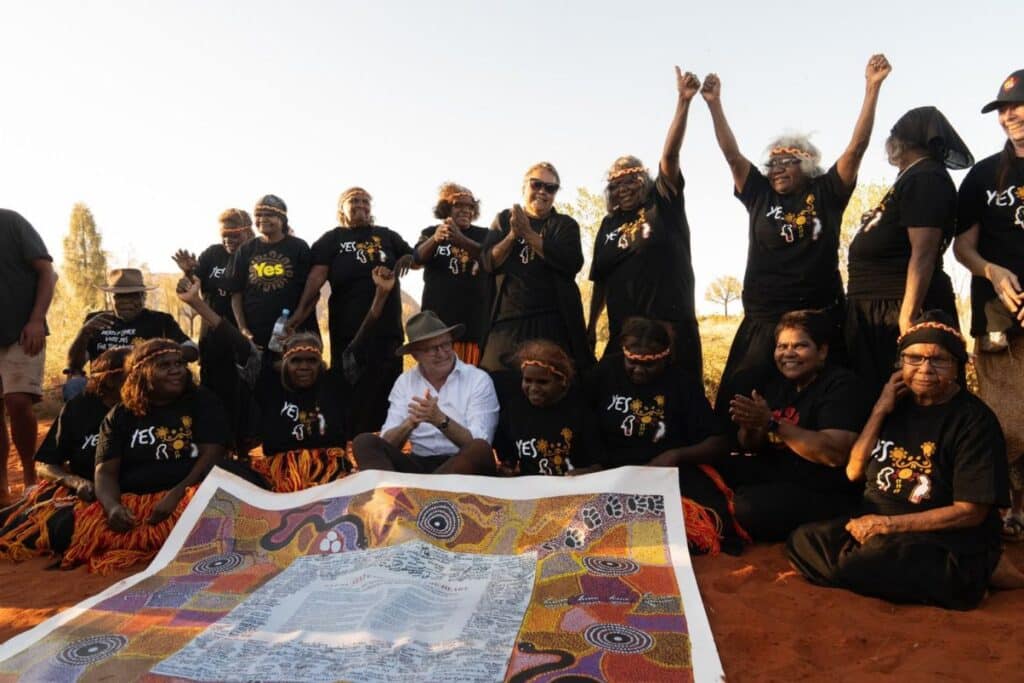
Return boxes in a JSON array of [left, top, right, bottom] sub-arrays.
[[607, 166, 648, 181], [896, 321, 964, 345], [283, 344, 322, 360], [521, 359, 568, 383], [255, 204, 287, 217], [770, 146, 814, 160], [622, 346, 671, 362]]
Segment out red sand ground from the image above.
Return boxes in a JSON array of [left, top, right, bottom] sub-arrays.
[[2, 422, 1023, 680]]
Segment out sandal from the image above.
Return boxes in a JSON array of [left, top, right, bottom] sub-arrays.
[[1002, 515, 1024, 543]]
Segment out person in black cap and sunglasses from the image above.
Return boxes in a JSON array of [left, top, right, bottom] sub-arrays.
[[846, 107, 973, 397], [479, 163, 593, 373], [954, 68, 1024, 541]]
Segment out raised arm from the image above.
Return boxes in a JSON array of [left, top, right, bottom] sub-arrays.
[[701, 73, 752, 192], [835, 54, 891, 190], [659, 67, 701, 192], [847, 371, 905, 481]]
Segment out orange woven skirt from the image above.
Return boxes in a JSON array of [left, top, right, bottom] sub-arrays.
[[453, 341, 481, 366], [0, 482, 78, 561], [249, 447, 355, 493], [62, 488, 196, 575]]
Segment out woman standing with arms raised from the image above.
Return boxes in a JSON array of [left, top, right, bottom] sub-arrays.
[[589, 67, 703, 381], [703, 55, 891, 410], [479, 163, 592, 373]]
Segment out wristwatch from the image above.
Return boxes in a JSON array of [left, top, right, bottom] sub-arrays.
[[438, 415, 451, 431]]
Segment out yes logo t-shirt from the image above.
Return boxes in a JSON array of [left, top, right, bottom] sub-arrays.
[[255, 372, 348, 456], [227, 235, 313, 347], [35, 392, 111, 481], [96, 387, 229, 494], [196, 244, 235, 322], [416, 225, 489, 345]]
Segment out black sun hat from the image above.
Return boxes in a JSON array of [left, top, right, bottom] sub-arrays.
[[982, 69, 1024, 113]]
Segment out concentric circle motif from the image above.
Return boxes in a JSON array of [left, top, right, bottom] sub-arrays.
[[192, 552, 244, 575], [583, 556, 640, 576], [416, 500, 462, 540], [583, 624, 654, 654], [56, 635, 128, 667]]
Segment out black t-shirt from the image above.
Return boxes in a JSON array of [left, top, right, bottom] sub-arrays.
[[590, 173, 696, 337], [0, 209, 52, 346], [749, 365, 869, 491], [588, 354, 720, 466], [848, 158, 957, 299], [862, 390, 1009, 551], [34, 392, 110, 481], [957, 152, 1024, 336], [196, 244, 236, 324], [95, 386, 229, 494], [226, 235, 312, 347], [487, 210, 582, 321], [735, 165, 852, 315], [84, 309, 190, 361], [492, 371, 600, 475], [416, 225, 490, 345], [311, 226, 413, 349], [254, 371, 349, 456]]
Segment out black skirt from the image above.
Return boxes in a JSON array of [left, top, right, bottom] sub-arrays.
[[480, 312, 572, 372], [786, 515, 1000, 610]]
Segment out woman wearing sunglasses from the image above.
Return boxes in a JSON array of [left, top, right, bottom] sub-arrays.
[[479, 163, 592, 373], [588, 67, 703, 382], [789, 310, 1024, 609], [702, 55, 891, 416]]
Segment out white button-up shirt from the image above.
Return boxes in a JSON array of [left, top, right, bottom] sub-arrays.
[[380, 359, 499, 457]]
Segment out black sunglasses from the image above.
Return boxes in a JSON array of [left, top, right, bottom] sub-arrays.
[[528, 178, 560, 194]]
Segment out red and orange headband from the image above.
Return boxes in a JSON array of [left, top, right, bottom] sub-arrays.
[[283, 344, 322, 361], [622, 346, 671, 362], [521, 359, 568, 384], [607, 166, 648, 182]]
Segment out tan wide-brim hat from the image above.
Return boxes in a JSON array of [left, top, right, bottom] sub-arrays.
[[96, 268, 158, 293], [396, 310, 465, 356]]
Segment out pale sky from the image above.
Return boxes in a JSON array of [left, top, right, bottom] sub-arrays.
[[2, 1, 1021, 313]]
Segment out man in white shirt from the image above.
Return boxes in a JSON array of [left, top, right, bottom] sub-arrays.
[[352, 311, 498, 474]]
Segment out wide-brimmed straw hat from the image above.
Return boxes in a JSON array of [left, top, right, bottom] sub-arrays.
[[96, 268, 157, 293], [395, 311, 464, 356]]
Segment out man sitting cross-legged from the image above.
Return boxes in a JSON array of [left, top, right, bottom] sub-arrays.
[[352, 311, 498, 474]]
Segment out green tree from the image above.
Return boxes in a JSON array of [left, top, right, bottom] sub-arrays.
[[705, 275, 742, 316], [839, 182, 889, 284], [62, 203, 108, 311]]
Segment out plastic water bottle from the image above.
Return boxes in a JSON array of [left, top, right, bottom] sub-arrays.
[[268, 308, 290, 352]]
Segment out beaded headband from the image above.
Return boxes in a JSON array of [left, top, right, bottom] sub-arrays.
[[128, 347, 181, 375], [607, 166, 648, 181], [89, 367, 125, 379], [521, 359, 568, 383], [622, 346, 671, 362], [220, 225, 253, 235], [254, 203, 287, 217], [896, 321, 964, 345], [283, 344, 323, 360], [769, 146, 814, 160]]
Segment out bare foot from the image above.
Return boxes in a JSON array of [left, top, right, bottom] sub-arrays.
[[989, 554, 1024, 590]]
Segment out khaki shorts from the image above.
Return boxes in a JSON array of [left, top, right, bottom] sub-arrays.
[[0, 343, 45, 397]]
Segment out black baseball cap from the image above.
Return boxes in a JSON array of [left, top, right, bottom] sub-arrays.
[[981, 69, 1024, 113]]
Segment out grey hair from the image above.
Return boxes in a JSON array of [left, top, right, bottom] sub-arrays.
[[884, 134, 927, 167], [764, 133, 824, 178], [604, 155, 654, 213]]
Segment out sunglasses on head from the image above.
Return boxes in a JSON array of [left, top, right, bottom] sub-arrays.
[[528, 178, 560, 194]]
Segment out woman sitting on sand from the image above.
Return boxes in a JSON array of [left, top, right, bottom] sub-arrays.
[[61, 339, 230, 574], [179, 272, 402, 491], [0, 348, 129, 561], [725, 310, 869, 541], [491, 340, 601, 475], [788, 311, 1024, 609], [587, 317, 749, 554]]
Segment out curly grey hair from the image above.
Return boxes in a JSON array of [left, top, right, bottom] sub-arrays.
[[763, 133, 824, 178]]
